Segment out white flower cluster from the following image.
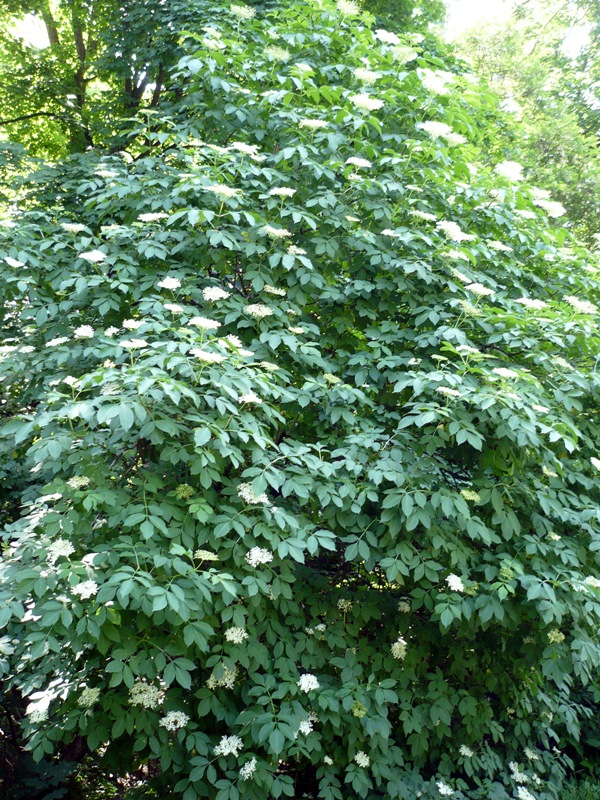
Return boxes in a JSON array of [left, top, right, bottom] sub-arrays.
[[466, 282, 494, 298], [225, 627, 248, 644], [157, 276, 181, 290], [189, 316, 221, 330], [419, 69, 454, 95], [346, 156, 372, 168], [67, 476, 90, 489], [354, 751, 370, 768], [374, 29, 400, 44], [265, 45, 291, 62], [190, 349, 226, 363], [238, 483, 270, 505], [564, 295, 597, 314], [129, 682, 164, 709], [47, 539, 75, 563], [350, 93, 384, 112], [336, 0, 360, 14], [495, 161, 524, 182], [391, 635, 407, 660], [245, 547, 273, 567], [214, 734, 244, 757], [61, 222, 87, 233], [238, 390, 262, 404], [78, 687, 101, 708], [207, 664, 238, 690], [436, 781, 454, 796], [159, 710, 189, 730], [584, 576, 600, 589], [138, 212, 169, 222], [446, 574, 465, 592], [436, 221, 475, 243], [299, 119, 328, 130], [120, 339, 148, 349], [263, 284, 286, 296], [297, 674, 320, 693], [194, 549, 219, 561], [239, 757, 257, 780], [269, 187, 296, 197], [230, 4, 256, 19], [338, 598, 353, 612], [204, 184, 241, 199], [516, 789, 536, 800], [436, 386, 460, 399], [122, 319, 144, 329], [203, 286, 230, 302], [509, 761, 530, 783], [74, 325, 94, 338], [515, 297, 546, 310], [261, 225, 292, 239], [353, 67, 381, 84], [46, 337, 69, 347], [492, 367, 519, 380], [79, 249, 106, 262], [72, 581, 99, 599], [487, 240, 513, 252], [459, 745, 474, 757]]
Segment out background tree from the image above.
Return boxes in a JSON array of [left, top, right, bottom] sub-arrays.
[[458, 0, 600, 246]]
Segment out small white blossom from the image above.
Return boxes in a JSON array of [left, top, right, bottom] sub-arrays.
[[119, 339, 148, 349], [446, 574, 465, 592], [78, 249, 107, 263], [374, 29, 400, 44], [245, 303, 274, 318], [349, 93, 384, 111], [47, 539, 75, 563], [391, 636, 407, 660], [27, 708, 49, 723], [564, 295, 597, 314], [419, 121, 454, 139], [436, 386, 461, 398], [269, 187, 296, 197], [263, 284, 286, 296], [207, 664, 238, 690], [324, 755, 334, 765], [159, 710, 189, 730], [122, 319, 144, 329], [392, 45, 418, 64], [338, 598, 353, 612], [72, 581, 99, 599], [459, 745, 474, 757], [157, 277, 181, 290], [230, 4, 256, 19], [299, 119, 328, 130], [436, 782, 454, 796], [246, 547, 274, 567], [61, 223, 87, 233], [297, 674, 320, 692], [495, 161, 524, 182], [129, 682, 164, 709], [265, 45, 291, 62], [204, 184, 241, 199], [214, 735, 244, 757], [354, 751, 370, 768], [260, 224, 292, 239], [188, 316, 221, 330], [238, 483, 269, 505], [516, 789, 536, 800], [138, 212, 169, 222], [46, 337, 69, 347], [78, 687, 101, 708], [436, 221, 476, 242], [466, 283, 494, 297], [74, 325, 94, 338], [288, 245, 307, 255], [487, 240, 513, 252], [346, 156, 372, 168], [353, 67, 381, 84], [515, 297, 547, 310], [194, 549, 219, 561], [238, 390, 262, 404], [419, 68, 454, 95], [492, 367, 519, 380], [189, 349, 226, 363], [239, 757, 257, 780], [336, 0, 361, 13], [225, 626, 249, 644], [164, 302, 184, 313], [62, 376, 80, 387], [104, 326, 119, 336], [398, 600, 411, 613]]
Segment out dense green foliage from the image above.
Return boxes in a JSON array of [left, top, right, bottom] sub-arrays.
[[2, 0, 600, 798]]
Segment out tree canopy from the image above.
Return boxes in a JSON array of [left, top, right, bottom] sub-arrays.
[[2, 1, 600, 799]]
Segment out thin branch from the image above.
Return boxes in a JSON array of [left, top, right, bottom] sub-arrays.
[[0, 111, 67, 126]]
